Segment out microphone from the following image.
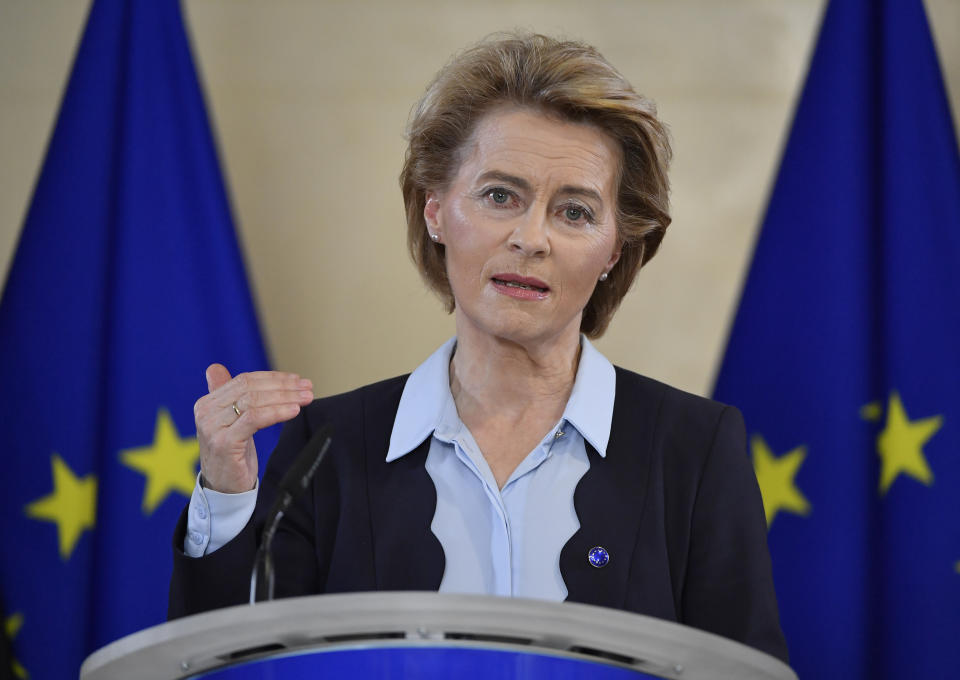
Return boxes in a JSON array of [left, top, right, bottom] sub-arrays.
[[249, 424, 333, 604]]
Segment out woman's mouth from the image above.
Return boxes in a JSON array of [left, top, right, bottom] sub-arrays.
[[491, 275, 550, 300]]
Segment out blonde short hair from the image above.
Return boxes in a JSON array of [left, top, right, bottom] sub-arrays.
[[401, 32, 672, 337]]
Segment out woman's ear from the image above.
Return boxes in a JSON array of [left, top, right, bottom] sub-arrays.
[[424, 192, 441, 233], [606, 240, 622, 271]]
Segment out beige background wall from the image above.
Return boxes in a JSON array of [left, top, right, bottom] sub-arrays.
[[2, 1, 958, 399]]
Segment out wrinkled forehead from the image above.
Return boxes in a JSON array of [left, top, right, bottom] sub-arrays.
[[451, 106, 621, 202]]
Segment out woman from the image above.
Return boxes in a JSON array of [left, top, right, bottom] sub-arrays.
[[170, 33, 788, 663]]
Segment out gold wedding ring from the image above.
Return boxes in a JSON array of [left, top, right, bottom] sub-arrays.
[[232, 402, 241, 418]]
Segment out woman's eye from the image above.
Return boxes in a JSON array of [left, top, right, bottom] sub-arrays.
[[489, 189, 510, 204], [565, 207, 585, 222]]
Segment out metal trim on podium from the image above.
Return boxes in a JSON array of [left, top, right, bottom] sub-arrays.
[[80, 592, 796, 680]]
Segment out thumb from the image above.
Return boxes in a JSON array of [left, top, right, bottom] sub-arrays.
[[205, 363, 233, 394]]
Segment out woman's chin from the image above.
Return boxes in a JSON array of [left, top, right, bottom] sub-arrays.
[[458, 309, 580, 351]]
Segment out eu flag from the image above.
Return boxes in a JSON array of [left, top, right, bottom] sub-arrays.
[[713, 0, 960, 677], [0, 1, 273, 676]]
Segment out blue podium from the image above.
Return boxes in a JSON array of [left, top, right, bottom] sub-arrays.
[[80, 593, 796, 680]]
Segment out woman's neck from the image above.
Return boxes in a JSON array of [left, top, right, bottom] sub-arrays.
[[449, 321, 581, 427]]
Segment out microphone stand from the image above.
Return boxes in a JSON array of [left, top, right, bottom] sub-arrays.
[[249, 425, 332, 604]]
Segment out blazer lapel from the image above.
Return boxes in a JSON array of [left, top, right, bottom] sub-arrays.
[[560, 367, 661, 610], [363, 377, 445, 591]]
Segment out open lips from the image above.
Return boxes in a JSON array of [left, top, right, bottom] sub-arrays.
[[491, 274, 550, 300]]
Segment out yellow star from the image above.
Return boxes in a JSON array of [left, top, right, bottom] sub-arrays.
[[4, 612, 28, 679], [120, 408, 199, 515], [877, 391, 942, 495], [751, 434, 811, 528], [24, 454, 97, 561]]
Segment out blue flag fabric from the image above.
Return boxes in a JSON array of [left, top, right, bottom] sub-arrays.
[[713, 0, 960, 677], [0, 1, 274, 677]]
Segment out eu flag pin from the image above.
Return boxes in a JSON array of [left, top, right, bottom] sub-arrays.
[[587, 546, 609, 568]]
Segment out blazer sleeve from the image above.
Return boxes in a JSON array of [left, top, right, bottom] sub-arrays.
[[680, 405, 789, 663], [168, 408, 325, 619]]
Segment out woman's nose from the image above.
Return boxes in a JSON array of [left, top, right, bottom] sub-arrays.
[[508, 210, 551, 257]]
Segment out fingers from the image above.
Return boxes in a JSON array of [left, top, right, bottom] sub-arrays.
[[195, 369, 314, 438], [211, 388, 315, 429], [226, 402, 306, 442], [224, 379, 314, 441], [209, 371, 312, 406], [205, 363, 233, 393]]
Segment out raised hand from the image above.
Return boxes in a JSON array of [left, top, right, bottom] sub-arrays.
[[194, 364, 314, 493]]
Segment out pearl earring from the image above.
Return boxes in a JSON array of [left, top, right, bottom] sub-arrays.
[[599, 272, 609, 282], [430, 233, 440, 243]]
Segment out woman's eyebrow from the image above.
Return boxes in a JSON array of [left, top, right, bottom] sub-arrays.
[[557, 185, 604, 206], [476, 170, 531, 191]]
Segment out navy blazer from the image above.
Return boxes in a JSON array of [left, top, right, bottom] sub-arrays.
[[169, 367, 788, 663]]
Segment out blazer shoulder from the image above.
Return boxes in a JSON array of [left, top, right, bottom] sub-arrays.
[[611, 366, 744, 470], [266, 373, 410, 473], [296, 374, 409, 432], [613, 365, 735, 424], [306, 374, 410, 416]]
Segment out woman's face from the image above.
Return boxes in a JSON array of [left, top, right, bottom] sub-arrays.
[[425, 107, 621, 350]]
